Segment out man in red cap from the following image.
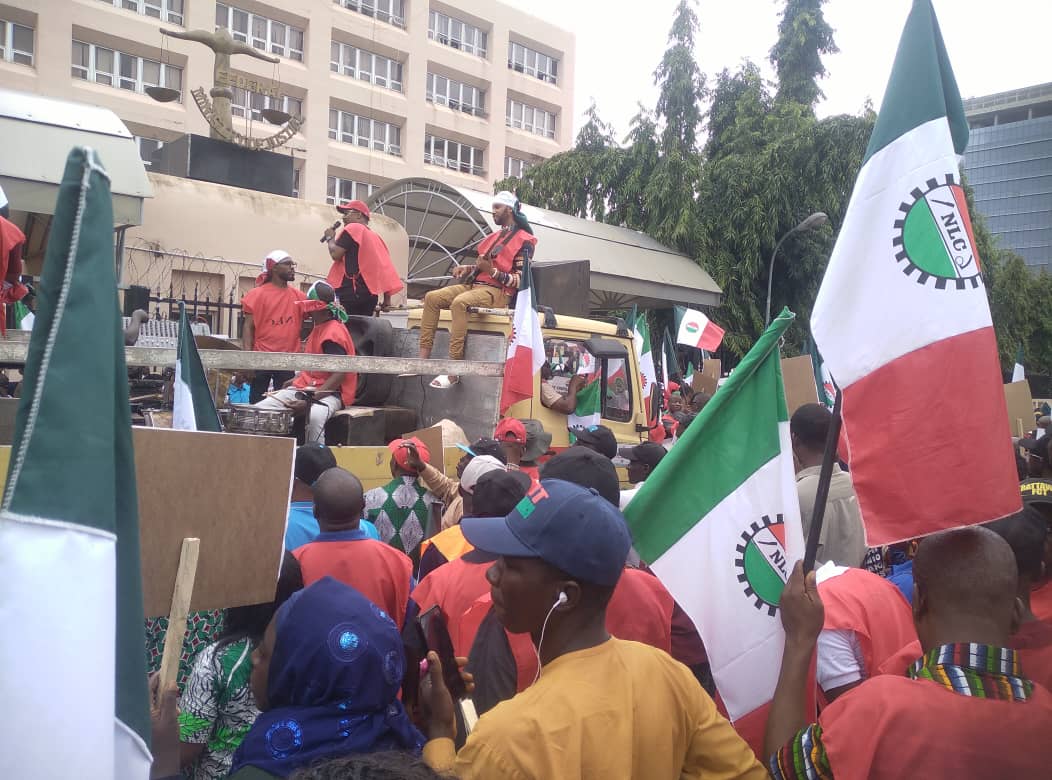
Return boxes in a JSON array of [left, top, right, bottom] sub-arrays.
[[364, 436, 437, 565], [241, 249, 305, 403], [323, 200, 403, 316], [418, 191, 538, 388]]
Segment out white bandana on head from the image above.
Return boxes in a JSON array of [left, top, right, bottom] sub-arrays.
[[493, 190, 518, 209]]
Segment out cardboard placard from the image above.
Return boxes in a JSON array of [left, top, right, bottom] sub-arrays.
[[136, 427, 294, 616], [692, 359, 721, 398], [1004, 380, 1035, 436], [401, 424, 445, 475], [781, 355, 820, 416]]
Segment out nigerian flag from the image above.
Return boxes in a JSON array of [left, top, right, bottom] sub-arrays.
[[173, 301, 221, 432], [567, 348, 601, 431], [0, 149, 151, 777], [624, 308, 804, 728]]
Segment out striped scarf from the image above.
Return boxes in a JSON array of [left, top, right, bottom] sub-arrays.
[[908, 643, 1033, 701]]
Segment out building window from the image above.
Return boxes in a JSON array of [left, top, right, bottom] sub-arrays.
[[330, 41, 403, 92], [327, 176, 376, 205], [504, 156, 532, 179], [424, 134, 484, 177], [98, 0, 184, 25], [507, 99, 556, 139], [0, 20, 34, 66], [215, 4, 303, 62], [328, 109, 401, 156], [292, 168, 301, 198], [428, 10, 487, 59], [71, 40, 183, 99], [333, 0, 405, 29], [508, 42, 558, 85], [230, 90, 302, 121], [134, 136, 164, 167], [426, 73, 485, 117]]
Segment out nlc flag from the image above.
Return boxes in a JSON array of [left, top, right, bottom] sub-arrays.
[[624, 308, 804, 751], [0, 149, 151, 777], [676, 306, 725, 352], [811, 0, 1019, 545], [500, 259, 545, 413]]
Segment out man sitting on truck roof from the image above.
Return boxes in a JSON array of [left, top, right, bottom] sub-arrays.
[[419, 191, 538, 389]]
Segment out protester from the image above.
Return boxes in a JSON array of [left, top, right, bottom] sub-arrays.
[[1020, 479, 1052, 621], [179, 555, 303, 779], [365, 437, 437, 563], [323, 200, 403, 316], [689, 391, 711, 414], [519, 419, 550, 477], [228, 578, 424, 778], [412, 468, 533, 655], [241, 250, 305, 403], [813, 563, 917, 703], [293, 468, 414, 628], [790, 403, 867, 567], [571, 423, 618, 460], [419, 191, 538, 388], [539, 362, 585, 415], [1024, 435, 1052, 480], [766, 527, 1052, 779], [0, 210, 30, 322], [286, 444, 379, 552], [877, 507, 1052, 690], [405, 436, 506, 531], [226, 372, 251, 405], [418, 479, 768, 778], [676, 412, 697, 439], [253, 281, 356, 444], [417, 455, 510, 578], [494, 418, 528, 469], [619, 441, 667, 509]]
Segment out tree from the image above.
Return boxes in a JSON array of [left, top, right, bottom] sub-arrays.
[[769, 0, 838, 110]]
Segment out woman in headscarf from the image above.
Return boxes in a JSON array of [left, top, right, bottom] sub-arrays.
[[228, 577, 424, 778]]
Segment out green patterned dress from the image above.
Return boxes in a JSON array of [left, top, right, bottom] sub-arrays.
[[145, 609, 225, 689], [178, 637, 260, 779]]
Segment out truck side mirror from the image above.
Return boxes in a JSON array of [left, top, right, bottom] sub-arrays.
[[583, 337, 629, 361]]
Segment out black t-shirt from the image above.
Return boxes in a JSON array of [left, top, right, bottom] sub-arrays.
[[335, 230, 360, 277]]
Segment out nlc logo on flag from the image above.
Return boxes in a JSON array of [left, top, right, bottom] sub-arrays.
[[894, 173, 982, 289], [735, 515, 788, 617]]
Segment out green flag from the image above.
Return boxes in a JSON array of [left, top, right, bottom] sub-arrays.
[[2, 148, 151, 775], [173, 302, 221, 432], [568, 375, 601, 431]]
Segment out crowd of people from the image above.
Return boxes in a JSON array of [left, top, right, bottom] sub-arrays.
[[145, 383, 1052, 778]]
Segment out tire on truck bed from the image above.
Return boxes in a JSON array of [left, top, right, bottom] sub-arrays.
[[345, 315, 394, 406]]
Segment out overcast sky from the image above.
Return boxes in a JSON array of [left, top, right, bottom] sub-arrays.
[[524, 0, 1052, 140]]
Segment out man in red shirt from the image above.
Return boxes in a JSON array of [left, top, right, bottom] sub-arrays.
[[254, 281, 357, 444], [241, 250, 305, 403], [418, 191, 537, 388], [322, 200, 403, 316], [293, 467, 413, 628], [767, 527, 1052, 779]]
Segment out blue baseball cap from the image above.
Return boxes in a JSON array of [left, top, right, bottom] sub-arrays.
[[460, 479, 631, 587]]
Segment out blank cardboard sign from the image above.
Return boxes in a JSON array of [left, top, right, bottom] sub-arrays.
[[692, 359, 721, 398], [1004, 380, 1034, 436], [401, 424, 446, 475], [135, 427, 293, 617], [781, 355, 820, 416]]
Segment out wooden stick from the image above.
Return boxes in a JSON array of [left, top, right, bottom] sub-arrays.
[[1017, 418, 1026, 438], [158, 537, 201, 691]]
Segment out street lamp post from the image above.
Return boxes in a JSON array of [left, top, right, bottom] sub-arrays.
[[765, 211, 829, 327]]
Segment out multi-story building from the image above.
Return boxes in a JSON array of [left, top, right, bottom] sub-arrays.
[[963, 82, 1052, 273], [0, 0, 575, 204]]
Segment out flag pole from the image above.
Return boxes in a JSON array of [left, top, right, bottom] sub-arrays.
[[802, 388, 843, 573]]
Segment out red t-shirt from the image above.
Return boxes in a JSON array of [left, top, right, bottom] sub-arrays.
[[293, 531, 413, 629], [241, 284, 305, 353], [292, 318, 359, 406]]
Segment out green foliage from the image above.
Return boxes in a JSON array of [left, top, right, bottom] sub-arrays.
[[769, 0, 839, 110]]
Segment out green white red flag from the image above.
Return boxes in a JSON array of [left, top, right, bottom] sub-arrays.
[[567, 349, 601, 430], [500, 259, 545, 413], [624, 308, 804, 745], [1, 148, 151, 777], [632, 309, 658, 420], [676, 305, 725, 351], [810, 0, 1020, 545]]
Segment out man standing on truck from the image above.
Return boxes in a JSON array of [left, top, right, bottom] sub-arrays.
[[418, 191, 538, 389], [253, 281, 356, 444], [241, 250, 305, 403], [322, 200, 403, 316]]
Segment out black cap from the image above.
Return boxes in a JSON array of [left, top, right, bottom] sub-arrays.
[[540, 446, 620, 506], [294, 444, 337, 485], [570, 424, 618, 459], [622, 441, 667, 469], [472, 469, 532, 517], [470, 437, 507, 463], [1020, 479, 1052, 506], [1023, 437, 1052, 462]]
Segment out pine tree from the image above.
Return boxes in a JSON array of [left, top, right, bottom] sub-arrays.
[[769, 0, 838, 110]]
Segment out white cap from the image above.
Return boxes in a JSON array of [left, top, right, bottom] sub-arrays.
[[460, 455, 506, 494], [493, 190, 518, 209]]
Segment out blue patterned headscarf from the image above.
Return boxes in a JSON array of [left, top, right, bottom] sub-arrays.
[[230, 577, 424, 777]]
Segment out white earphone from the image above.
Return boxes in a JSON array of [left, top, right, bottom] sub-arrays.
[[555, 591, 568, 607], [533, 591, 569, 685]]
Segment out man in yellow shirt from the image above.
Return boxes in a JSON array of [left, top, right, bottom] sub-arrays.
[[418, 479, 767, 780]]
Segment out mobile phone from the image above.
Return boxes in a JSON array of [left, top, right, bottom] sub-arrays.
[[420, 606, 467, 701]]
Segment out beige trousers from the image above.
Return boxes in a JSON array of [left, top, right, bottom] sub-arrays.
[[419, 284, 507, 360]]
